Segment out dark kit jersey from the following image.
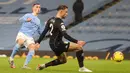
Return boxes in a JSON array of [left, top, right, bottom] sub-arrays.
[[37, 17, 78, 47]]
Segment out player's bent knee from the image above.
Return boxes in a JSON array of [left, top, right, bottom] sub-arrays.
[[78, 45, 82, 49], [69, 42, 81, 49], [76, 46, 83, 52], [75, 44, 82, 49], [17, 39, 24, 46], [28, 44, 36, 50]]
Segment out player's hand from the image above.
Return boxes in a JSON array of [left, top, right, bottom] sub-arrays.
[[77, 41, 86, 47], [35, 43, 40, 50], [27, 18, 32, 22]]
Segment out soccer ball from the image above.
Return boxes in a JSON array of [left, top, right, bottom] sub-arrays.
[[113, 51, 124, 62]]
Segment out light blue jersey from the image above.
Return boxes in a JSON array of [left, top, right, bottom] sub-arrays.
[[19, 13, 43, 40]]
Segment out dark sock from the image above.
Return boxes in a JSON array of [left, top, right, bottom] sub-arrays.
[[45, 59, 64, 68], [76, 50, 84, 67]]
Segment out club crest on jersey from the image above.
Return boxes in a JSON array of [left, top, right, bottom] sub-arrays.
[[61, 25, 66, 31], [61, 23, 66, 31]]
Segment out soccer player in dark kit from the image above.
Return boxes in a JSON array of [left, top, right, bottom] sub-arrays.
[[36, 5, 92, 72]]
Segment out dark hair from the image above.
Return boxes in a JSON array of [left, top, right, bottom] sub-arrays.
[[33, 3, 40, 7], [57, 5, 68, 11]]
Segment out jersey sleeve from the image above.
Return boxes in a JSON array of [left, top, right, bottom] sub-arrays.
[[57, 20, 78, 43], [37, 23, 49, 43], [19, 14, 29, 23]]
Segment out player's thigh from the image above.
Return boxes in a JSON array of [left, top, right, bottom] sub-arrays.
[[16, 32, 26, 45], [25, 36, 35, 50], [67, 42, 82, 52]]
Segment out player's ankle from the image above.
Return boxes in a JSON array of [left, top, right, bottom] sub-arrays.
[[79, 66, 84, 68]]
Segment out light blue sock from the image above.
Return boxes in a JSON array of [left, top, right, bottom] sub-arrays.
[[24, 50, 35, 66], [10, 44, 20, 58]]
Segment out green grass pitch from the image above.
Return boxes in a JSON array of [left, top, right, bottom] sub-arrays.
[[0, 58, 129, 73]]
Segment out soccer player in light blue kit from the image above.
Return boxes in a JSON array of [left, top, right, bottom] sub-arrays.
[[8, 3, 42, 69]]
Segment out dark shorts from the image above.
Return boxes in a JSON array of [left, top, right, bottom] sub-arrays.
[[49, 41, 70, 56]]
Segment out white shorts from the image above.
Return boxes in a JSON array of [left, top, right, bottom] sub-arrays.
[[16, 32, 35, 48]]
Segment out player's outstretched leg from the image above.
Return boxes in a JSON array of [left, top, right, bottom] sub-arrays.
[[67, 42, 92, 72], [36, 53, 67, 70], [9, 38, 24, 68], [22, 50, 35, 69], [22, 44, 35, 69], [76, 50, 92, 72], [8, 44, 21, 68]]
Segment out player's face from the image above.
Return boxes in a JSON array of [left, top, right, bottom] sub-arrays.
[[32, 5, 41, 14], [61, 8, 68, 19]]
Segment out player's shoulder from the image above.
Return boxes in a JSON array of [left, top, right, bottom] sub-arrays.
[[54, 18, 64, 25], [47, 17, 55, 23], [24, 13, 32, 16], [55, 18, 63, 22]]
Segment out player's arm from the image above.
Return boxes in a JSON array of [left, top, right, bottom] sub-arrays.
[[37, 23, 49, 43], [63, 30, 78, 43], [62, 27, 86, 46], [58, 21, 78, 43], [57, 21, 86, 46], [19, 14, 31, 23]]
